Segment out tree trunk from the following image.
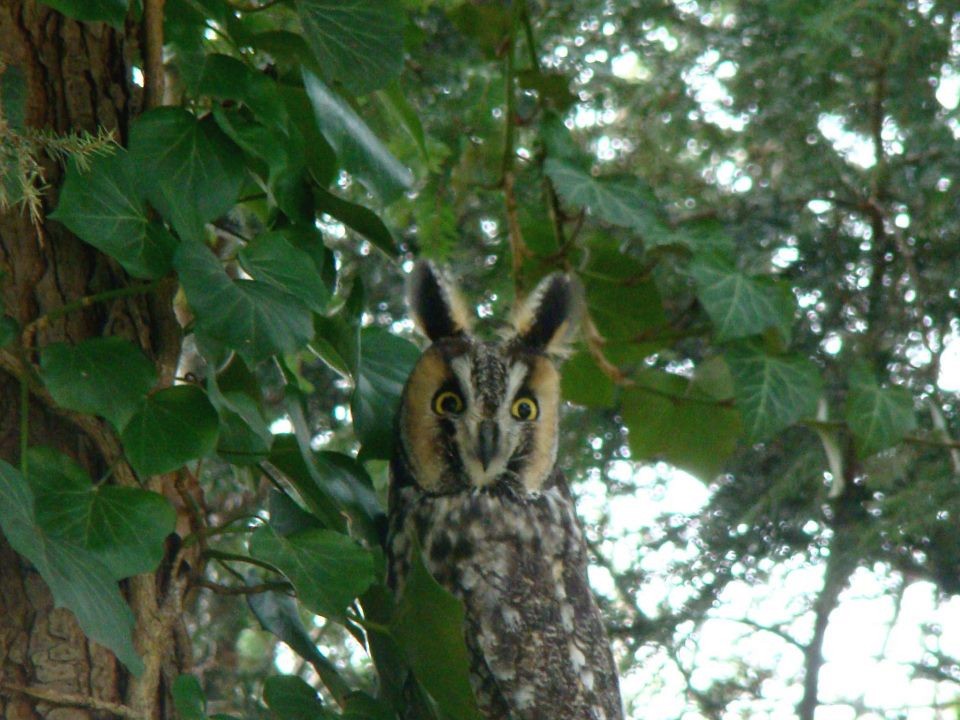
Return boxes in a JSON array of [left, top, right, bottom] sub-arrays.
[[0, 3, 190, 720]]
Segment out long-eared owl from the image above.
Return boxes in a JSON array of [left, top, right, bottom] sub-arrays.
[[386, 262, 624, 720]]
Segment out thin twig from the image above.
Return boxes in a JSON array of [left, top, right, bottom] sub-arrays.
[[193, 579, 291, 596]]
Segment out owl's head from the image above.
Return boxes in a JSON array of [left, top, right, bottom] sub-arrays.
[[396, 262, 581, 495]]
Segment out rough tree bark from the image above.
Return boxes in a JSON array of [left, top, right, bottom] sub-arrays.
[[0, 3, 192, 720]]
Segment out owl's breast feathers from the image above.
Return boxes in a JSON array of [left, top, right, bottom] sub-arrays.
[[386, 463, 624, 720]]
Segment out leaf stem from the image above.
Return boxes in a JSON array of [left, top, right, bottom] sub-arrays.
[[19, 373, 28, 474], [23, 278, 164, 339]]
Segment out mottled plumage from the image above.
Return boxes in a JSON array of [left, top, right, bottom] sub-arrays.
[[387, 263, 624, 720]]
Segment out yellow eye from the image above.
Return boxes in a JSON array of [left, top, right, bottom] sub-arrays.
[[511, 396, 538, 421], [433, 390, 464, 415]]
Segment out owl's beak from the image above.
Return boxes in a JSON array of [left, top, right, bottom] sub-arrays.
[[477, 419, 499, 470]]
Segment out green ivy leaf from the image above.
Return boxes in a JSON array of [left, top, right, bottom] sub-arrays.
[[27, 448, 176, 579], [172, 675, 206, 720], [688, 253, 795, 342], [271, 396, 384, 545], [175, 241, 314, 365], [561, 351, 615, 408], [247, 587, 351, 703], [296, 0, 404, 94], [198, 54, 288, 130], [725, 341, 823, 442], [391, 547, 482, 720], [302, 68, 413, 204], [50, 150, 177, 279], [351, 327, 420, 460], [844, 364, 917, 457], [0, 460, 143, 674], [129, 108, 245, 240], [39, 337, 158, 430], [38, 0, 128, 27], [120, 385, 219, 477], [212, 391, 273, 465], [315, 187, 397, 255], [621, 369, 741, 479], [248, 524, 375, 621], [239, 231, 329, 313], [544, 158, 674, 246], [263, 676, 333, 720]]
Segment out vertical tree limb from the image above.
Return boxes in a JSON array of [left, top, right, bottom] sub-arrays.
[[143, 0, 165, 109]]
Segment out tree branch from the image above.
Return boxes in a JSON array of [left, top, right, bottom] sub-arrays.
[[0, 684, 144, 720]]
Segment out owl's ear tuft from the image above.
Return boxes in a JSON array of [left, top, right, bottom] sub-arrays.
[[407, 261, 474, 342], [511, 273, 582, 355]]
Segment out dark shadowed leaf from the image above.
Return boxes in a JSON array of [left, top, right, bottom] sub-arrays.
[[0, 460, 143, 674], [39, 337, 157, 430], [198, 54, 288, 129], [263, 676, 333, 720], [725, 341, 823, 442], [315, 187, 397, 255], [249, 524, 375, 621], [121, 385, 219, 477], [302, 68, 413, 204], [296, 0, 404, 94], [175, 241, 314, 364], [391, 547, 482, 720], [248, 586, 351, 703], [172, 675, 206, 720], [50, 150, 177, 279], [351, 327, 420, 460], [28, 447, 176, 579], [38, 0, 128, 27]]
